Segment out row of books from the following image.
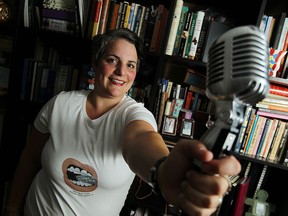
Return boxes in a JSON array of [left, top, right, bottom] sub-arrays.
[[234, 100, 288, 165], [164, 0, 233, 62], [87, 1, 169, 53], [20, 58, 84, 103], [260, 12, 288, 78], [153, 75, 214, 134], [23, 0, 81, 35]]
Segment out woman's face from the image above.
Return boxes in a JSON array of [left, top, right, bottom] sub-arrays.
[[94, 38, 138, 99]]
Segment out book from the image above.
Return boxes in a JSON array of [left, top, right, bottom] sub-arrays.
[[127, 2, 136, 30], [119, 1, 129, 28], [184, 91, 193, 110], [234, 106, 253, 153], [259, 14, 268, 32], [276, 17, 288, 51], [256, 101, 288, 112], [272, 12, 287, 48], [275, 122, 288, 163], [143, 5, 158, 50], [42, 17, 76, 34], [115, 1, 124, 29], [136, 6, 146, 37], [264, 15, 275, 43], [97, 0, 110, 34], [260, 119, 279, 159], [269, 83, 288, 98], [164, 0, 184, 55], [183, 12, 197, 58], [133, 5, 144, 36], [255, 118, 271, 158], [194, 10, 212, 61], [183, 68, 206, 89], [107, 1, 119, 30], [267, 120, 287, 161], [172, 5, 188, 56], [91, 0, 103, 37], [123, 2, 131, 28], [246, 115, 266, 157], [257, 109, 288, 120], [149, 4, 165, 52], [240, 108, 257, 154], [179, 10, 193, 57], [261, 97, 288, 105], [243, 114, 259, 155], [187, 10, 205, 60]]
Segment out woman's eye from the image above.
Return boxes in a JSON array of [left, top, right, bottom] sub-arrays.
[[106, 57, 118, 65], [128, 63, 136, 70]]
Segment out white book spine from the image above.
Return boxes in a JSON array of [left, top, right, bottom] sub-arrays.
[[277, 18, 288, 50], [164, 0, 183, 55], [188, 11, 205, 60]]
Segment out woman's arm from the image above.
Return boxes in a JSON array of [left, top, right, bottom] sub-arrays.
[[5, 126, 49, 216], [122, 120, 241, 215]]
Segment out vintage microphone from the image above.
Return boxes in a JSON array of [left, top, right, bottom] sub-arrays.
[[182, 25, 270, 215], [199, 25, 270, 158]]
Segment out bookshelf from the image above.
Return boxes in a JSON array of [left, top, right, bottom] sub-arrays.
[[1, 0, 288, 215]]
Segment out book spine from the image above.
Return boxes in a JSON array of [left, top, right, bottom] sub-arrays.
[[243, 114, 259, 155], [115, 1, 124, 29], [194, 12, 211, 61], [240, 108, 256, 154], [150, 4, 165, 52], [172, 5, 188, 56], [184, 12, 197, 58], [98, 0, 110, 34], [91, 0, 103, 37], [252, 117, 267, 157], [255, 118, 271, 158], [269, 83, 288, 97], [164, 0, 184, 55], [234, 106, 253, 153], [178, 10, 192, 57], [261, 119, 279, 159], [108, 2, 119, 30], [272, 12, 287, 49], [188, 10, 205, 60], [123, 3, 131, 28], [119, 1, 128, 28], [143, 5, 157, 50], [268, 120, 286, 161], [276, 123, 288, 162]]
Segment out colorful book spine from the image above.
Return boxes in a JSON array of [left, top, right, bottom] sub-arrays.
[[234, 106, 253, 153]]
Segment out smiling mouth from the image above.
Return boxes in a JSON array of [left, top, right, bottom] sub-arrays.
[[109, 78, 125, 85], [66, 165, 97, 187]]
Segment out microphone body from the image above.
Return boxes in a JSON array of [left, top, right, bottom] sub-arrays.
[[201, 25, 270, 157], [181, 25, 270, 216]]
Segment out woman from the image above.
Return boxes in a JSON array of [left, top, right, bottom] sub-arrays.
[[5, 28, 241, 216]]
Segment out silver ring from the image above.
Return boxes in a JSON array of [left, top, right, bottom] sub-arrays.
[[223, 176, 232, 195], [218, 196, 223, 205]]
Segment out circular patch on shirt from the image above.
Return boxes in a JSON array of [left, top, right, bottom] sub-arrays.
[[62, 158, 98, 192]]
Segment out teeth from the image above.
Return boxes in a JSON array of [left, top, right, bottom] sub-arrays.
[[111, 78, 124, 84], [67, 166, 97, 186]]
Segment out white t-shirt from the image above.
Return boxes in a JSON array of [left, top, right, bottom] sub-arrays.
[[25, 90, 157, 216]]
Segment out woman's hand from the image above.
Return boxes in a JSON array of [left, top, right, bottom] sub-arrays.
[[157, 139, 241, 216]]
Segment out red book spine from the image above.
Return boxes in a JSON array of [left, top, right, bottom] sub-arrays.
[[269, 84, 288, 97]]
